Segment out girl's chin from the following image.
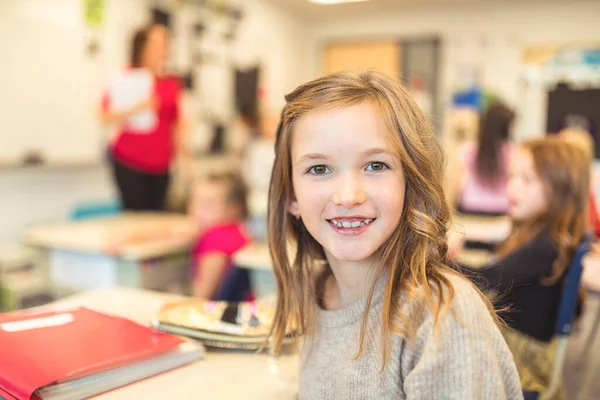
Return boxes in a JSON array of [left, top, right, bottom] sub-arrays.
[[325, 248, 378, 264]]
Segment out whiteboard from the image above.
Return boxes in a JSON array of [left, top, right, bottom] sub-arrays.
[[0, 0, 111, 165]]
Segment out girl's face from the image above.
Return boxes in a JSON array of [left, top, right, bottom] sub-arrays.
[[289, 103, 406, 264], [189, 180, 235, 230], [143, 25, 169, 71], [507, 147, 548, 222]]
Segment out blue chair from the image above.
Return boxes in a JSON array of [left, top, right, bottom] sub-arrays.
[[69, 200, 121, 220], [524, 236, 592, 400]]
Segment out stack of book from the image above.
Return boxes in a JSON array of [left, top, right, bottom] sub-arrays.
[[152, 300, 296, 351]]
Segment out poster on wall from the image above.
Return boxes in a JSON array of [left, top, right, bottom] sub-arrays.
[[522, 45, 600, 155], [82, 0, 105, 28], [524, 46, 600, 88]]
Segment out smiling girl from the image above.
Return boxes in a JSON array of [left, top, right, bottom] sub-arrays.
[[266, 71, 521, 399]]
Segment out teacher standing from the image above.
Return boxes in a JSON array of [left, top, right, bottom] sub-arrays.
[[100, 23, 189, 211]]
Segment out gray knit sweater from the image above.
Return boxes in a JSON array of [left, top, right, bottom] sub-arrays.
[[299, 274, 523, 399]]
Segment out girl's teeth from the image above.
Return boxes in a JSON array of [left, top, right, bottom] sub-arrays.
[[331, 219, 373, 228]]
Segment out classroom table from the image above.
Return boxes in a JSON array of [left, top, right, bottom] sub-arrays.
[[451, 213, 511, 245], [235, 243, 273, 272], [47, 287, 300, 400], [23, 213, 196, 296]]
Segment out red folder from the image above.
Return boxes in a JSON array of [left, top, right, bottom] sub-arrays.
[[0, 307, 183, 400], [0, 386, 19, 400]]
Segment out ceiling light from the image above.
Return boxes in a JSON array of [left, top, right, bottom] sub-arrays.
[[307, 0, 371, 5]]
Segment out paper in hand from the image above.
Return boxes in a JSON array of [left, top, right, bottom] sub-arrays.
[[108, 69, 157, 133]]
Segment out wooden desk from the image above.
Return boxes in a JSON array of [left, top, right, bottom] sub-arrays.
[[24, 213, 196, 295], [235, 244, 272, 272], [456, 249, 493, 269], [450, 214, 509, 269], [49, 288, 299, 399], [451, 214, 511, 245]]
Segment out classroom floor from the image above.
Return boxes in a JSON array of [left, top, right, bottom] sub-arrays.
[[564, 293, 600, 399]]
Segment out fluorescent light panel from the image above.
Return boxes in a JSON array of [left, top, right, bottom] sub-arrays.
[[307, 0, 371, 4]]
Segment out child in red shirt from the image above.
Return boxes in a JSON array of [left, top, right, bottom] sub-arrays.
[[188, 172, 252, 300]]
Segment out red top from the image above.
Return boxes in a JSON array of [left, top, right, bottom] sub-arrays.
[[589, 191, 600, 238], [192, 223, 252, 300], [102, 72, 181, 173], [192, 223, 251, 280]]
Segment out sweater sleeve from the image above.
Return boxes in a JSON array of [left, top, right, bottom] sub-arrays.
[[402, 276, 523, 400], [474, 231, 558, 292]]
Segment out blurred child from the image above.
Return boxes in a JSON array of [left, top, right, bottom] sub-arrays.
[[452, 103, 515, 215], [559, 127, 600, 238], [266, 71, 521, 398], [464, 137, 589, 398], [188, 172, 252, 300]]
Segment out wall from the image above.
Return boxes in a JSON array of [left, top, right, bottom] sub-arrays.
[[0, 0, 149, 165], [308, 0, 600, 140]]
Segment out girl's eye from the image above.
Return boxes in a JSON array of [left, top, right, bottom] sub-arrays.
[[308, 165, 331, 175], [365, 162, 389, 172]]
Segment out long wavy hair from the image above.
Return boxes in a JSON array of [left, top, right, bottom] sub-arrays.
[[475, 103, 515, 187], [496, 137, 590, 284], [266, 70, 494, 366]]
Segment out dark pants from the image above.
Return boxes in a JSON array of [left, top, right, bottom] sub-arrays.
[[112, 160, 170, 211]]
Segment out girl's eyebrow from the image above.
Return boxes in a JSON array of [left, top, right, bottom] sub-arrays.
[[296, 153, 329, 164], [362, 147, 392, 157]]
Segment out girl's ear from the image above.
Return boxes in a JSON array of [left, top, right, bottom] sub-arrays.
[[288, 198, 300, 218]]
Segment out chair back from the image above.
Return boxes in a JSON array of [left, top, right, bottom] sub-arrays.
[[541, 235, 592, 400], [555, 235, 593, 336]]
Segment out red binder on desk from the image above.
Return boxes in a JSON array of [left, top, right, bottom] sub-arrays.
[[0, 307, 204, 400]]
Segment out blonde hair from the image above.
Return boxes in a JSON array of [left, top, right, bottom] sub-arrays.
[[559, 128, 594, 164], [266, 70, 494, 365], [497, 136, 590, 284]]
